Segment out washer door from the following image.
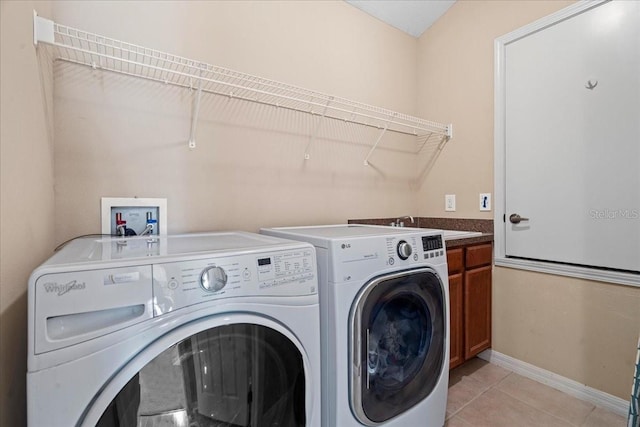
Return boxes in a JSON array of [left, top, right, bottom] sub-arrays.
[[94, 323, 306, 427], [350, 268, 445, 425]]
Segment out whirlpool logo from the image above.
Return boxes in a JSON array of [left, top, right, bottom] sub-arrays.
[[43, 280, 86, 296]]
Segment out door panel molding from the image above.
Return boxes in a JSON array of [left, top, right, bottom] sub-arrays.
[[494, 0, 640, 287]]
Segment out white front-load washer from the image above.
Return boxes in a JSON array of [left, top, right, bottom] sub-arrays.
[[27, 232, 320, 427], [261, 224, 449, 427]]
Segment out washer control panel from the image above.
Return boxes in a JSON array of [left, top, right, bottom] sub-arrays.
[[153, 247, 316, 316]]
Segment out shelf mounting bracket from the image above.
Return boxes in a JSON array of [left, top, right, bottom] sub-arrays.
[[304, 98, 332, 160], [33, 12, 54, 47], [188, 72, 204, 149], [363, 122, 390, 166]]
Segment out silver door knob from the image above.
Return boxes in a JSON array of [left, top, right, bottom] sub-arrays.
[[509, 214, 529, 224]]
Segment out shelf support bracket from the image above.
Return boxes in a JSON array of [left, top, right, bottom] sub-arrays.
[[188, 73, 204, 149], [363, 123, 389, 166], [33, 12, 55, 47], [304, 98, 332, 160], [416, 123, 452, 155], [416, 133, 430, 154]]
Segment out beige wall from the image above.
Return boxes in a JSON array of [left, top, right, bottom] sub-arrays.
[[417, 0, 573, 218], [51, 0, 420, 243], [0, 1, 55, 425], [494, 267, 640, 399], [417, 0, 640, 400]]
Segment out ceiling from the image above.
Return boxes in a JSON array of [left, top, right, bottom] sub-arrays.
[[345, 0, 456, 38]]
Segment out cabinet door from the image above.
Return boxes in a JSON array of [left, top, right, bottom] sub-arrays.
[[447, 248, 464, 275], [448, 273, 464, 369], [464, 265, 492, 359]]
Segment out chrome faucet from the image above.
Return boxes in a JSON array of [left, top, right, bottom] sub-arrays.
[[389, 215, 415, 227]]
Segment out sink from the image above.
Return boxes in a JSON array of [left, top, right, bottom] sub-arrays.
[[441, 230, 483, 240], [418, 228, 483, 240], [378, 224, 484, 240]]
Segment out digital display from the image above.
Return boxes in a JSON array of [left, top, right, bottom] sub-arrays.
[[422, 235, 443, 251], [257, 257, 271, 266]]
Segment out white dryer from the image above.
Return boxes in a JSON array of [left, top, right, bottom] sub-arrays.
[[261, 225, 449, 427], [27, 232, 320, 427]]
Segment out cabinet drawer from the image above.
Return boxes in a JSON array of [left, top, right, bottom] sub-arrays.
[[447, 248, 464, 274], [466, 244, 492, 269]]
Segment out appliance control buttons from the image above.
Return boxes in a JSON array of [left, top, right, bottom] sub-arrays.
[[397, 240, 412, 260], [388, 257, 395, 265], [413, 253, 419, 261], [168, 279, 179, 290], [200, 266, 228, 292]]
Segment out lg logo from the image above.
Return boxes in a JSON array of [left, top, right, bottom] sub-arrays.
[[341, 243, 351, 249]]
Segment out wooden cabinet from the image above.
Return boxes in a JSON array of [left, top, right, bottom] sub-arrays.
[[447, 243, 492, 369]]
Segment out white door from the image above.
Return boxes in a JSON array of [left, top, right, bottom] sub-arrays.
[[504, 0, 640, 272]]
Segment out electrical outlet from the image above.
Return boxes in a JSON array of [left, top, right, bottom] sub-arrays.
[[480, 193, 491, 211], [445, 194, 456, 212], [101, 197, 167, 236]]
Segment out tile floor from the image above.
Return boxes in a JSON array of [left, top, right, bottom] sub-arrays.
[[446, 358, 628, 427]]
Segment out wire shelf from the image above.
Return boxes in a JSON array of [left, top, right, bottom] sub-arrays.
[[34, 13, 452, 156]]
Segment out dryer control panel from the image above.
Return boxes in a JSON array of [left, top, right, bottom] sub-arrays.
[[421, 234, 445, 260], [329, 232, 446, 283], [153, 248, 316, 316]]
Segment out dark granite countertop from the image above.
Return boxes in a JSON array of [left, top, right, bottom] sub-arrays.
[[443, 233, 493, 249], [348, 217, 494, 249]]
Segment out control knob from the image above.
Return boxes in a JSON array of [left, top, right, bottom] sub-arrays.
[[200, 266, 228, 292], [397, 240, 412, 260]]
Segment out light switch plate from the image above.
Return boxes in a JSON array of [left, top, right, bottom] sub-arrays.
[[480, 193, 491, 211], [445, 194, 456, 212]]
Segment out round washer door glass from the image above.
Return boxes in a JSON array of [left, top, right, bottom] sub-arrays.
[[95, 323, 306, 427], [351, 268, 445, 425]]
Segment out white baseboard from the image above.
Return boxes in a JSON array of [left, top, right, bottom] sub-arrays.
[[478, 349, 629, 417]]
